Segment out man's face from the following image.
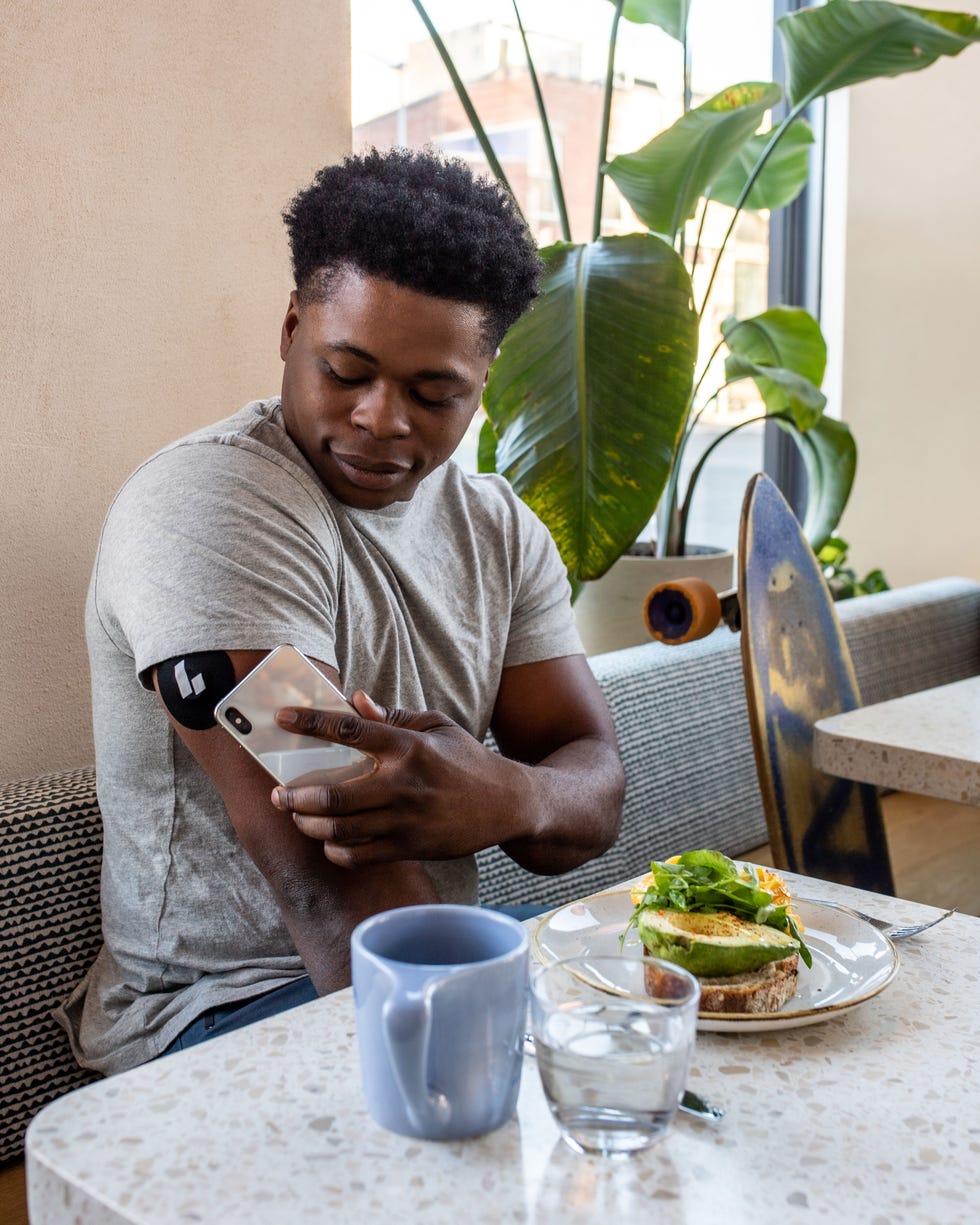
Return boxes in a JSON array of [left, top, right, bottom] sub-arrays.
[[279, 268, 492, 510]]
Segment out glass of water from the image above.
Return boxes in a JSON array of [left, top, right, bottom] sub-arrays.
[[530, 955, 700, 1157]]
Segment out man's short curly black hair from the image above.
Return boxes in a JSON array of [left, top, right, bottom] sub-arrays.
[[282, 147, 540, 353]]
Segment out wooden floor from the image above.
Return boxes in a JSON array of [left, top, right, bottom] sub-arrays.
[[2, 794, 976, 1225], [878, 792, 980, 914], [0, 1161, 27, 1225]]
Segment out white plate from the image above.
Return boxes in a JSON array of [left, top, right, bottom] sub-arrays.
[[532, 889, 900, 1032]]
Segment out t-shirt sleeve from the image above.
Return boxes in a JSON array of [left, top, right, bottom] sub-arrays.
[[92, 441, 343, 685], [502, 491, 584, 668]]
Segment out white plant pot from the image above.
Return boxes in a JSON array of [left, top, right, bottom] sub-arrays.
[[573, 545, 734, 657]]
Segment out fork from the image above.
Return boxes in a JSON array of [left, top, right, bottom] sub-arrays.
[[836, 904, 956, 940]]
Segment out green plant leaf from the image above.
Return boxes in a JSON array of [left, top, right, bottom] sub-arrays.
[[819, 533, 890, 600], [722, 306, 827, 421], [604, 82, 782, 239], [723, 307, 827, 386], [608, 0, 691, 40], [707, 118, 814, 211], [859, 569, 891, 595], [484, 235, 698, 582], [477, 417, 498, 473], [779, 414, 857, 552], [724, 356, 826, 429], [817, 535, 849, 566], [778, 0, 980, 110]]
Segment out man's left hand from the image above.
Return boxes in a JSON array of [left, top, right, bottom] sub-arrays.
[[270, 692, 529, 868]]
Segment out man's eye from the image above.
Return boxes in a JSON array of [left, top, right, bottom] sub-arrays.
[[412, 389, 452, 408], [323, 362, 365, 388]]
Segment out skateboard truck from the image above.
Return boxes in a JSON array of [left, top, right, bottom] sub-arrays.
[[643, 578, 740, 645]]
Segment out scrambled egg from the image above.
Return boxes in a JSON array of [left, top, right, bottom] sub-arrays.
[[631, 856, 803, 930]]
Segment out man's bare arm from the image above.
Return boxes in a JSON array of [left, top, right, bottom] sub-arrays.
[[488, 655, 624, 873], [152, 649, 439, 995]]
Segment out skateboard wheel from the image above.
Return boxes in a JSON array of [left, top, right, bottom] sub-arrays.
[[644, 578, 722, 644]]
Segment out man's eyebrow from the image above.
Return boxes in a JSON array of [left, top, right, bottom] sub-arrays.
[[326, 342, 379, 365], [326, 342, 469, 384], [413, 367, 469, 384]]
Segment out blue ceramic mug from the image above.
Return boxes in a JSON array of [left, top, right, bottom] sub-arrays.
[[351, 904, 530, 1140]]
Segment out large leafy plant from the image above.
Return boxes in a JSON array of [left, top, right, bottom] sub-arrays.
[[413, 0, 978, 583]]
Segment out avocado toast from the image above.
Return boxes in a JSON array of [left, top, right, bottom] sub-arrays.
[[625, 850, 812, 1013]]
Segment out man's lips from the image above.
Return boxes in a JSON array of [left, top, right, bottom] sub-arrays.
[[330, 450, 413, 490]]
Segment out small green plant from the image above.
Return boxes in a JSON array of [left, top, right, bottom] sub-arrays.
[[414, 0, 978, 583], [818, 536, 890, 601]]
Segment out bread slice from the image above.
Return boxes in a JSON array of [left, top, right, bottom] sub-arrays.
[[645, 952, 799, 1014]]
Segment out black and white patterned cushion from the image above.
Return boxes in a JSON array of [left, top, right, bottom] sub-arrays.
[[0, 767, 103, 1165]]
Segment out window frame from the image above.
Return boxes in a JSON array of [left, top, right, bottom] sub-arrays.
[[764, 0, 826, 520]]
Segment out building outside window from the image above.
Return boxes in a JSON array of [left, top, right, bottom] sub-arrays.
[[352, 0, 778, 552]]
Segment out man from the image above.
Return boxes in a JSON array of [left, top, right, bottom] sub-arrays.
[[59, 149, 624, 1075]]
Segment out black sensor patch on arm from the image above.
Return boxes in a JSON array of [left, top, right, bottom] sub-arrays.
[[157, 651, 236, 730]]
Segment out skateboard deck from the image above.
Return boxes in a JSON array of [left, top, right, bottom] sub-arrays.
[[642, 474, 895, 894], [739, 474, 894, 893]]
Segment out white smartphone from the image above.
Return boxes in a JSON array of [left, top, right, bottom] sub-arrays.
[[213, 644, 374, 786]]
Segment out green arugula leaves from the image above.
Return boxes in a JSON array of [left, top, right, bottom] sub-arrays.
[[626, 849, 812, 967]]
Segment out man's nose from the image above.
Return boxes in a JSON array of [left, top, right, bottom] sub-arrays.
[[349, 383, 411, 438]]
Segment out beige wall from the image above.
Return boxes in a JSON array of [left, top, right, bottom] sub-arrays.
[[1, 1, 351, 781], [830, 34, 980, 589]]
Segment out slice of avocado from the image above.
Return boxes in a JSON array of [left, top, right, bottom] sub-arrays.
[[637, 909, 799, 977]]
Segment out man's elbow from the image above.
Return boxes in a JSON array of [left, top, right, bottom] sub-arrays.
[[595, 755, 626, 853]]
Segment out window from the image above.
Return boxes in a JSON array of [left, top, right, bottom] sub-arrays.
[[352, 1, 778, 549]]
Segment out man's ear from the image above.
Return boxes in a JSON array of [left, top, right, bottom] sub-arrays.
[[280, 290, 301, 360]]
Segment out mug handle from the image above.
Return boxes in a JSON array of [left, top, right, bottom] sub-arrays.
[[381, 962, 493, 1133]]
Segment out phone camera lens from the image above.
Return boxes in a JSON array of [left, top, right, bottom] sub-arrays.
[[225, 707, 252, 735]]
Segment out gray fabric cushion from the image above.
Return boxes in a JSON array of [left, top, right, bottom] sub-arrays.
[[838, 576, 980, 704], [0, 767, 103, 1165]]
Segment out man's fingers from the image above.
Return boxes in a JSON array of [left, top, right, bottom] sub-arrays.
[[320, 837, 401, 869], [272, 767, 396, 814], [350, 690, 386, 721], [348, 691, 410, 726], [272, 781, 348, 814], [275, 705, 369, 744], [291, 811, 384, 845], [276, 701, 452, 746], [283, 807, 403, 868], [349, 691, 452, 733]]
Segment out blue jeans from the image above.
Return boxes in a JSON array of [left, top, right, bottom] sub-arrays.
[[161, 975, 319, 1055], [485, 903, 551, 921]]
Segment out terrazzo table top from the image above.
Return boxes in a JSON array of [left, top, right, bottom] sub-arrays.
[[27, 875, 980, 1225], [814, 675, 980, 805]]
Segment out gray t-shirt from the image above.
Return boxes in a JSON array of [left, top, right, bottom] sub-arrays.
[[58, 398, 582, 1074]]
